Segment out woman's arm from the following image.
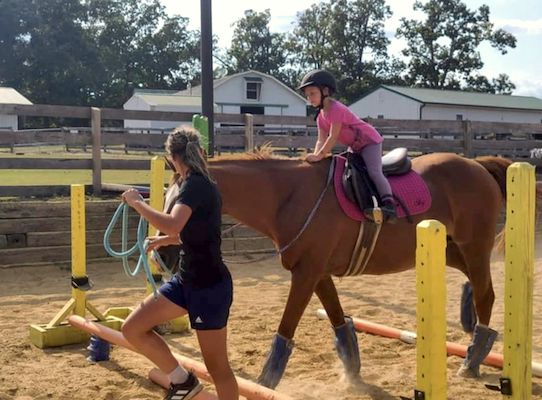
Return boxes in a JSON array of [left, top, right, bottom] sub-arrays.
[[123, 190, 192, 237]]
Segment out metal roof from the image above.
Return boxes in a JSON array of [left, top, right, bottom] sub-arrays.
[[380, 85, 542, 111], [134, 93, 202, 107]]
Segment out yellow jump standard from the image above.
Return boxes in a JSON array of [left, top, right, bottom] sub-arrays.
[[502, 163, 535, 400], [415, 220, 447, 400], [29, 184, 123, 348]]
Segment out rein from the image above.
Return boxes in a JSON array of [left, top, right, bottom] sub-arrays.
[[222, 158, 336, 264]]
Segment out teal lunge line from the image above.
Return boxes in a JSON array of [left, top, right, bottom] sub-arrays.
[[103, 202, 171, 298]]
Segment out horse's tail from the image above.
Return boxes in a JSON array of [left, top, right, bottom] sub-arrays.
[[474, 156, 513, 199], [474, 156, 541, 251]]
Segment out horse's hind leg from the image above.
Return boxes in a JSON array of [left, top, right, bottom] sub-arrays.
[[456, 240, 494, 326], [315, 276, 360, 378], [446, 239, 477, 333], [455, 239, 498, 378]]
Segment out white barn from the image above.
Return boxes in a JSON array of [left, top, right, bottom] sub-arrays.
[[123, 89, 205, 131], [0, 87, 32, 130], [349, 85, 542, 123], [124, 70, 307, 130]]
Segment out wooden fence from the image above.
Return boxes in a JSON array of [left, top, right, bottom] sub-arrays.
[[1, 103, 542, 198], [0, 200, 274, 268]]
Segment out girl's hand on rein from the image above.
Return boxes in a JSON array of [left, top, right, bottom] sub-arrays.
[[122, 189, 144, 207]]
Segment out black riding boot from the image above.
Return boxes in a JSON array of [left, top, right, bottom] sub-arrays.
[[381, 195, 397, 224]]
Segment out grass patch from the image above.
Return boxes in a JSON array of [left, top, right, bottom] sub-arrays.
[[0, 145, 160, 159], [0, 147, 172, 186], [0, 169, 172, 185]]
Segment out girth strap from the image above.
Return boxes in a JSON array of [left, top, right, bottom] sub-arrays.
[[343, 220, 382, 277]]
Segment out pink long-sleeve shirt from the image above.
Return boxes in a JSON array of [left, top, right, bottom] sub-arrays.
[[317, 100, 382, 152]]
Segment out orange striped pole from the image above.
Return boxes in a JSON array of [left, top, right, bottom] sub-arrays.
[[68, 316, 292, 400]]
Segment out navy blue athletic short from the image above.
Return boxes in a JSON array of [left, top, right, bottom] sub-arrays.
[[159, 274, 233, 330]]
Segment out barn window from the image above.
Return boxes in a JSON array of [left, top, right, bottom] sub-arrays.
[[456, 114, 463, 121], [245, 77, 262, 101]]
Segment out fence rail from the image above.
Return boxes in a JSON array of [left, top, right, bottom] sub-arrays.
[[0, 200, 273, 267]]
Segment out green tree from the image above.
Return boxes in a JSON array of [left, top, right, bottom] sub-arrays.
[[86, 0, 200, 107], [0, 0, 97, 105], [466, 73, 516, 94], [397, 0, 516, 92], [226, 9, 288, 78], [289, 2, 333, 72], [0, 0, 201, 108], [290, 0, 404, 103]]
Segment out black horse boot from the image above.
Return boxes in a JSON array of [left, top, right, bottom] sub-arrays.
[[334, 316, 361, 379], [257, 333, 294, 388], [457, 324, 498, 377]]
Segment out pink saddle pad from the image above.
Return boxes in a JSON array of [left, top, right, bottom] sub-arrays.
[[333, 155, 432, 221]]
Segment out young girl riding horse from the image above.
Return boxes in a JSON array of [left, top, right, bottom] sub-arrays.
[[299, 69, 397, 222]]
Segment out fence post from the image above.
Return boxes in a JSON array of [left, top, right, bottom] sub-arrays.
[[91, 107, 102, 195], [244, 113, 254, 152], [462, 120, 473, 158]]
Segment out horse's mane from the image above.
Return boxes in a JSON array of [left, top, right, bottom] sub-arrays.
[[210, 145, 301, 162]]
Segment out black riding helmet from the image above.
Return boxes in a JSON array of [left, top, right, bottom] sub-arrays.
[[297, 70, 337, 94], [297, 70, 337, 114]]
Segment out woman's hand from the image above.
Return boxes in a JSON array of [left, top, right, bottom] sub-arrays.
[[306, 153, 324, 163], [146, 235, 180, 253], [122, 189, 144, 207]]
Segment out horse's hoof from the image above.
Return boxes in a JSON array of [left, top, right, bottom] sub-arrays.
[[457, 365, 480, 378]]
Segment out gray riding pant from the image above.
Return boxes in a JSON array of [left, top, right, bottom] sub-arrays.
[[359, 142, 393, 198]]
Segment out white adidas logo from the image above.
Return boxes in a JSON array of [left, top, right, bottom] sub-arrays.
[[195, 316, 203, 323]]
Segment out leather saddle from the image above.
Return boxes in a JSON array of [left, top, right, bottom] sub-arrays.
[[342, 147, 411, 214]]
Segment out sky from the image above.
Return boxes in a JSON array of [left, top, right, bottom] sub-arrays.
[[161, 0, 542, 98]]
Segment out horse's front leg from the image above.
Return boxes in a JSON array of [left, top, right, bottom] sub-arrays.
[[257, 265, 320, 388], [315, 276, 360, 379]]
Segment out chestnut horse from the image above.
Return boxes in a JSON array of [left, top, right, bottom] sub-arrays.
[[204, 152, 535, 388]]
